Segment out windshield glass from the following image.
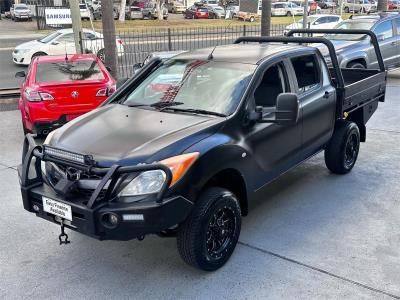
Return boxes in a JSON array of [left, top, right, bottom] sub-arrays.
[[38, 31, 63, 43], [36, 60, 105, 83], [123, 60, 255, 115], [15, 6, 29, 10], [297, 16, 320, 24], [80, 4, 87, 9], [325, 21, 374, 40]]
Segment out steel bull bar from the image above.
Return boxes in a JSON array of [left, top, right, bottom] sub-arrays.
[[19, 134, 192, 241]]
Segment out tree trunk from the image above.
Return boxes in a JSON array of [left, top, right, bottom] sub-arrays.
[[119, 0, 126, 22], [101, 0, 117, 78], [261, 0, 272, 36]]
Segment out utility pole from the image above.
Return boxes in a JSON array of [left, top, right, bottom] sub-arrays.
[[261, 0, 272, 36], [377, 0, 387, 11], [302, 0, 309, 36], [119, 0, 126, 22], [69, 0, 83, 54], [101, 0, 117, 78]]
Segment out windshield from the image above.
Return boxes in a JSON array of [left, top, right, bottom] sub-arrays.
[[15, 6, 29, 10], [325, 21, 374, 40], [38, 31, 63, 43], [80, 4, 87, 9], [123, 60, 255, 116], [297, 16, 320, 24], [36, 60, 105, 83]]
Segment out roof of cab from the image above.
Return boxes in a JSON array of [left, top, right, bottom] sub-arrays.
[[34, 54, 99, 63], [173, 43, 316, 64]]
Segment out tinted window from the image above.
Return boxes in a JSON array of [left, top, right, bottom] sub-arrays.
[[124, 60, 255, 115], [374, 21, 393, 39], [79, 4, 87, 9], [291, 55, 320, 93], [57, 33, 74, 42], [318, 17, 330, 23], [36, 60, 105, 83]]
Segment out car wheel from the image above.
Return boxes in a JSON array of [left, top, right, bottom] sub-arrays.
[[31, 52, 47, 61], [286, 11, 292, 16], [250, 16, 255, 22], [344, 6, 350, 13], [347, 61, 366, 69], [325, 121, 360, 174], [177, 187, 242, 271], [97, 48, 105, 62]]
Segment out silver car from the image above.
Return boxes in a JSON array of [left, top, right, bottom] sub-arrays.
[[343, 0, 377, 13], [271, 2, 304, 17], [322, 14, 400, 70]]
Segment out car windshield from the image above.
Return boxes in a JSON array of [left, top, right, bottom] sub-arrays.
[[297, 16, 320, 24], [80, 4, 87, 9], [35, 60, 105, 83], [38, 31, 63, 43], [123, 60, 255, 116], [325, 21, 374, 40], [15, 6, 29, 10]]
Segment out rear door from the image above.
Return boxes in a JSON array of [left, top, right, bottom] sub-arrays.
[[371, 20, 398, 69], [393, 17, 400, 68], [34, 60, 110, 115], [287, 52, 336, 158]]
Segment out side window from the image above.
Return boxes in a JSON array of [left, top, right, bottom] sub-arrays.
[[374, 21, 394, 40], [57, 33, 74, 42], [395, 18, 400, 35], [317, 17, 329, 24], [291, 55, 320, 93], [254, 63, 288, 107]]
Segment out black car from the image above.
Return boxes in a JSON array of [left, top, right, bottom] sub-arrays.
[[20, 30, 387, 271]]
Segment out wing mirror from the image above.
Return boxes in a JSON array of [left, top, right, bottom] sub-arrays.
[[377, 34, 385, 41], [133, 62, 143, 74], [15, 71, 26, 78], [51, 41, 60, 45], [249, 93, 299, 126]]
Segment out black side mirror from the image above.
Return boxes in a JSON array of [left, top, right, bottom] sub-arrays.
[[275, 93, 299, 126], [106, 66, 112, 72], [133, 62, 143, 73], [116, 77, 129, 89], [51, 41, 60, 45], [15, 71, 26, 78]]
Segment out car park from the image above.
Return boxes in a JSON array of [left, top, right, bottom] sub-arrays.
[[271, 2, 304, 16], [16, 54, 116, 136], [166, 1, 186, 13], [207, 6, 226, 18], [12, 28, 124, 66], [184, 5, 209, 18], [19, 29, 387, 271], [284, 15, 342, 36], [322, 13, 400, 69], [343, 0, 377, 13], [10, 4, 32, 22]]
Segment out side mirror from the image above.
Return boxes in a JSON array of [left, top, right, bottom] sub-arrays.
[[15, 71, 26, 78], [51, 41, 60, 45], [117, 77, 129, 89], [377, 34, 385, 41], [313, 21, 319, 25], [275, 93, 299, 126], [133, 62, 143, 73], [105, 66, 112, 72]]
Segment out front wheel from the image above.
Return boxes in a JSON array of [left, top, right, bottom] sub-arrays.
[[325, 121, 360, 174], [249, 16, 255, 22], [177, 187, 241, 271], [286, 11, 292, 16]]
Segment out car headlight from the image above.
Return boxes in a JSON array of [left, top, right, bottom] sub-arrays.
[[15, 49, 30, 54], [119, 152, 199, 197]]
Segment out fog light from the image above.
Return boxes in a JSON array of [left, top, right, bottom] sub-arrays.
[[122, 214, 144, 221], [109, 214, 119, 225], [33, 204, 39, 212], [101, 213, 120, 229]]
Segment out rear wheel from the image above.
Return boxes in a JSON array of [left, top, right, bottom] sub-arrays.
[[249, 16, 255, 22], [347, 61, 366, 69], [177, 187, 241, 271], [325, 121, 360, 174], [286, 11, 292, 16], [344, 6, 350, 13]]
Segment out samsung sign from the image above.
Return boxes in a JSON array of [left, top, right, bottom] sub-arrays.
[[45, 8, 72, 25]]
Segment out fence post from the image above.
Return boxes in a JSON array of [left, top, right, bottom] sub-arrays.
[[243, 25, 246, 37], [168, 28, 172, 51], [35, 5, 40, 30]]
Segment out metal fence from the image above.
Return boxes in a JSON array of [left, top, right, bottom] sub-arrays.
[[91, 24, 286, 79]]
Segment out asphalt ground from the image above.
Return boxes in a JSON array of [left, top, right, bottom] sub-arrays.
[[0, 73, 399, 298]]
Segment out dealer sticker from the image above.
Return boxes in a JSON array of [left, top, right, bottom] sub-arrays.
[[42, 197, 72, 221]]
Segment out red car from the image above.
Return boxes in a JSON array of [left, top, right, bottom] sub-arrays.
[[17, 54, 116, 135], [184, 5, 209, 19], [388, 0, 399, 9]]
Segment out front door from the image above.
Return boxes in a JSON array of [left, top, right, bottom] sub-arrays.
[[49, 33, 77, 56], [244, 60, 302, 189], [369, 20, 398, 69]]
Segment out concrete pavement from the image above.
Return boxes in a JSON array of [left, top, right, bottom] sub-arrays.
[[0, 83, 399, 298]]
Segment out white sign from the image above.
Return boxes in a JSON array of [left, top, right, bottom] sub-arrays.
[[45, 8, 72, 25]]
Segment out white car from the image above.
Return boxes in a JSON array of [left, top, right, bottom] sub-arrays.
[[12, 29, 124, 66], [284, 15, 343, 36], [80, 3, 92, 20], [271, 2, 304, 16]]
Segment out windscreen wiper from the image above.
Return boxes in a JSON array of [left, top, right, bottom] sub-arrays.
[[160, 107, 227, 117], [126, 101, 184, 108]]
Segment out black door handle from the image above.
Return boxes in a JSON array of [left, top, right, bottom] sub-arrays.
[[323, 91, 330, 99]]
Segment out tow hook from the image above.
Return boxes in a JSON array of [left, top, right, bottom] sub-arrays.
[[58, 220, 70, 245]]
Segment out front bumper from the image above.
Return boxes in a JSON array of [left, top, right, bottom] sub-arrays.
[[19, 134, 193, 241], [12, 51, 30, 65]]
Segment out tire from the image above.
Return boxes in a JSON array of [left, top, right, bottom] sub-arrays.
[[324, 121, 360, 174], [97, 48, 105, 62], [250, 16, 255, 22], [177, 187, 242, 271], [347, 61, 366, 69], [286, 11, 292, 16], [344, 6, 350, 13], [31, 52, 47, 61]]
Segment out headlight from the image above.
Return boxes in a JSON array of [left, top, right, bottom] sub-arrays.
[[119, 152, 199, 197], [119, 170, 166, 197], [16, 49, 30, 54]]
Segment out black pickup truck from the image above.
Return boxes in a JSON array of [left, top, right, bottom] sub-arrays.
[[19, 30, 386, 271]]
